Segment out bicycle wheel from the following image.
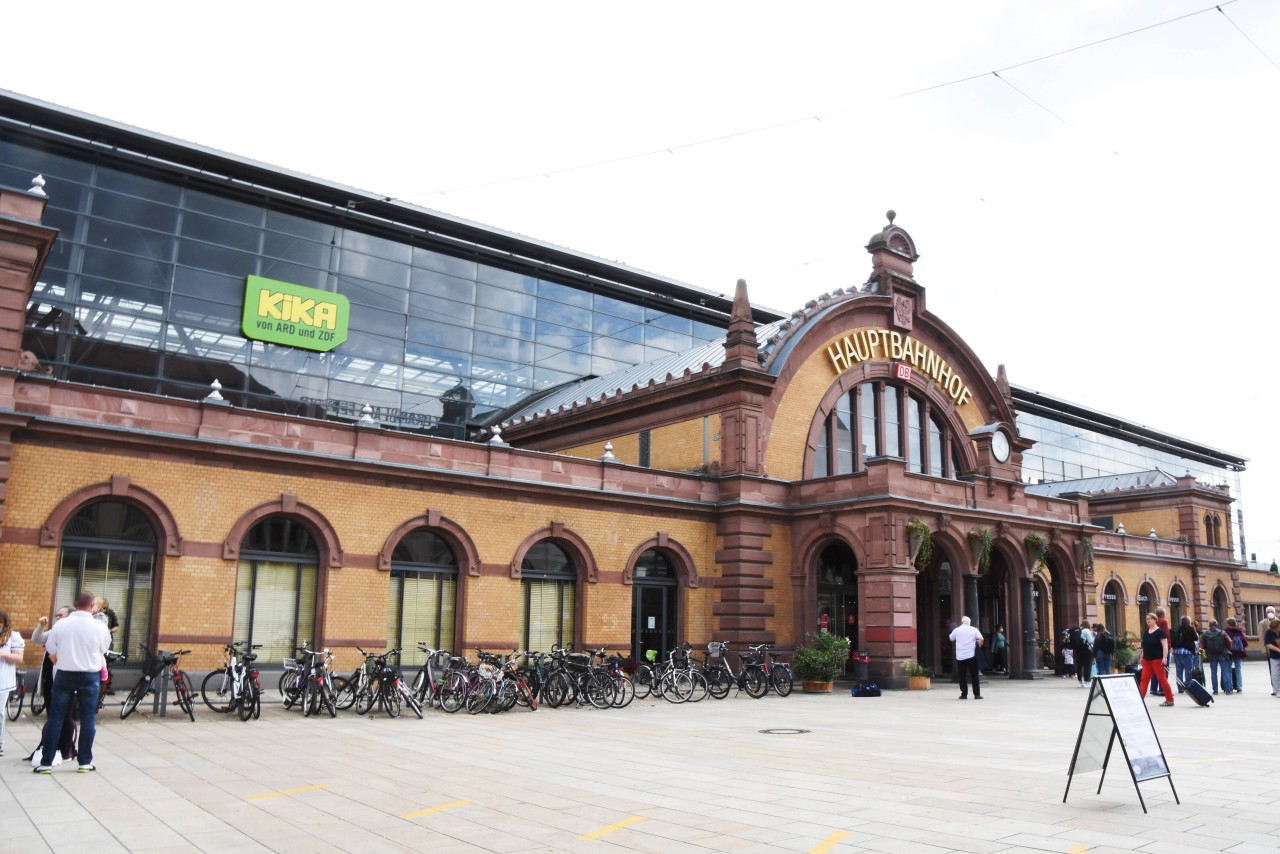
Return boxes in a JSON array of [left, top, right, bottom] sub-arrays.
[[238, 676, 257, 722], [742, 665, 768, 699], [121, 677, 149, 719], [661, 670, 693, 703], [278, 669, 295, 697], [355, 682, 375, 715], [584, 672, 613, 709], [515, 678, 537, 711], [439, 671, 466, 713], [301, 679, 316, 717], [705, 665, 731, 700], [328, 675, 352, 710], [609, 675, 635, 709], [30, 675, 45, 716], [321, 682, 337, 718], [411, 667, 429, 702], [686, 671, 709, 703], [497, 677, 519, 713], [398, 682, 423, 719], [542, 671, 570, 708], [632, 665, 654, 700], [771, 666, 794, 697], [174, 671, 196, 720], [201, 669, 235, 713], [465, 680, 493, 715], [6, 685, 22, 721]]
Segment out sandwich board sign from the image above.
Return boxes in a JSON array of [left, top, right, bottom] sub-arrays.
[[1063, 673, 1179, 813]]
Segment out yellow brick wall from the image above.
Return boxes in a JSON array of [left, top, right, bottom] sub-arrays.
[[559, 415, 719, 472], [1111, 509, 1181, 541], [765, 327, 987, 480], [1, 444, 725, 669]]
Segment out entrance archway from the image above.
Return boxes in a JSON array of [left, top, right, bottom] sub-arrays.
[[1102, 579, 1124, 636], [814, 542, 857, 671], [977, 549, 1014, 673], [915, 552, 956, 677], [631, 548, 677, 664], [1033, 574, 1051, 669]]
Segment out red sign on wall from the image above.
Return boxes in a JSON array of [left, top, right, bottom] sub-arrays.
[[894, 362, 913, 381]]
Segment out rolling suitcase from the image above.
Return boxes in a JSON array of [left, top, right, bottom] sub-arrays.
[[1178, 677, 1213, 707]]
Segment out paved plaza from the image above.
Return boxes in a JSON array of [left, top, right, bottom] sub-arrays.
[[2, 664, 1277, 854]]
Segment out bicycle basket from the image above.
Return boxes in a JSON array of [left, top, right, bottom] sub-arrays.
[[141, 650, 164, 678], [283, 657, 297, 672], [644, 649, 658, 663]]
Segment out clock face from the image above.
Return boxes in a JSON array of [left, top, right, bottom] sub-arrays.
[[991, 429, 1011, 463]]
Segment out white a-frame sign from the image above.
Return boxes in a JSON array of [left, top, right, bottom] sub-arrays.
[[1064, 673, 1180, 813]]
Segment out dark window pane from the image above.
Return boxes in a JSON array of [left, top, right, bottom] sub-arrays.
[[412, 247, 477, 280], [340, 229, 411, 263], [173, 266, 244, 303], [94, 167, 183, 205], [90, 190, 179, 233], [85, 219, 175, 261], [411, 268, 475, 304], [177, 240, 259, 276], [338, 250, 409, 291], [181, 212, 262, 252], [185, 190, 264, 225], [267, 209, 336, 242], [407, 318, 472, 351], [81, 246, 172, 289]]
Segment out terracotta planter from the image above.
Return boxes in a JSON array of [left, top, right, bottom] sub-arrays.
[[801, 680, 834, 693], [907, 676, 932, 690]]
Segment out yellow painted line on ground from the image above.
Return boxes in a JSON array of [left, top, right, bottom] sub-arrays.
[[580, 815, 644, 839], [809, 830, 849, 853], [1068, 846, 1088, 854], [403, 799, 472, 820], [244, 784, 328, 801]]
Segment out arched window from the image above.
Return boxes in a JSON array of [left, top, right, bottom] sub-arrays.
[[521, 541, 576, 651], [1136, 582, 1157, 620], [1212, 516, 1223, 548], [233, 517, 319, 662], [1204, 512, 1215, 546], [389, 529, 458, 665], [811, 380, 962, 479], [57, 501, 157, 655], [1212, 586, 1228, 626]]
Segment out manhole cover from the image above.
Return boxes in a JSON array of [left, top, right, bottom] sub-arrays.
[[758, 728, 810, 735]]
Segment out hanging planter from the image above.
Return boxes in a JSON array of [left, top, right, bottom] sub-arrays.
[[1024, 533, 1050, 568], [906, 517, 933, 571], [968, 528, 993, 574], [1074, 536, 1094, 572]]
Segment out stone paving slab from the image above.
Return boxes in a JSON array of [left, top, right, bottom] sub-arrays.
[[2, 662, 1278, 853]]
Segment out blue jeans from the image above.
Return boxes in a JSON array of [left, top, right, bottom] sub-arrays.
[[1208, 658, 1232, 693], [40, 671, 100, 767], [1227, 657, 1243, 691], [1094, 652, 1113, 677], [1172, 650, 1196, 691]]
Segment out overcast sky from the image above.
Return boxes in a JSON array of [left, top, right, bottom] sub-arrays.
[[3, 1, 1278, 562]]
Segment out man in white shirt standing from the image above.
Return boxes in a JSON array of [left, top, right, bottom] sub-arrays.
[[949, 615, 985, 700], [35, 591, 111, 774]]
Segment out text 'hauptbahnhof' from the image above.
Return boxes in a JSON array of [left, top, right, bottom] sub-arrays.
[[1, 89, 1274, 685]]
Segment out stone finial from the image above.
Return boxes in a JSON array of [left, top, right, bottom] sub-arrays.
[[203, 379, 228, 404], [358, 403, 376, 425], [722, 278, 761, 370], [28, 175, 47, 198], [601, 441, 619, 463], [488, 425, 509, 446]]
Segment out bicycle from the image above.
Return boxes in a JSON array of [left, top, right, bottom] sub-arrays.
[[748, 643, 793, 697], [6, 670, 24, 721], [121, 645, 195, 721], [238, 652, 263, 721], [410, 643, 456, 709], [96, 650, 126, 712], [201, 641, 261, 713], [284, 645, 338, 718]]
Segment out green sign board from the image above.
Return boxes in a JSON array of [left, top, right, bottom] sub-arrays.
[[242, 275, 349, 352]]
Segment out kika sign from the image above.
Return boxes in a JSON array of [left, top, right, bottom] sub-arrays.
[[826, 328, 972, 407], [242, 276, 349, 352]]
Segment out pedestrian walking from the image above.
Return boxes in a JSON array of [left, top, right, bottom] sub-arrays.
[[1199, 619, 1232, 694], [1171, 615, 1199, 692], [34, 591, 111, 774], [949, 616, 984, 700], [992, 626, 1008, 674], [1266, 619, 1280, 697], [1223, 617, 1248, 692], [1139, 612, 1175, 706], [1093, 623, 1114, 677], [1257, 607, 1276, 654], [1075, 621, 1095, 686]]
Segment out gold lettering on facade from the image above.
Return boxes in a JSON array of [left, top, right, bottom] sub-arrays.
[[825, 327, 974, 407]]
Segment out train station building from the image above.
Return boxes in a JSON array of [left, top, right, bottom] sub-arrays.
[[0, 90, 1272, 685]]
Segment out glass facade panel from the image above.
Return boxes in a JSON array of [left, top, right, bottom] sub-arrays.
[[10, 135, 731, 433]]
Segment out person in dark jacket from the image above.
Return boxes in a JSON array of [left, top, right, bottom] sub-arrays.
[[1200, 619, 1231, 694], [1171, 616, 1199, 692], [1093, 623, 1115, 677], [1223, 617, 1248, 693]]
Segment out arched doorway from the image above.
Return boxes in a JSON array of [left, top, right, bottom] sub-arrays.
[[1032, 574, 1052, 669], [632, 549, 677, 664], [233, 516, 321, 663], [1169, 583, 1188, 625], [815, 542, 858, 669], [915, 554, 955, 677], [57, 500, 157, 655], [1102, 579, 1124, 636], [977, 549, 1014, 673], [388, 528, 458, 667], [1136, 581, 1158, 627]]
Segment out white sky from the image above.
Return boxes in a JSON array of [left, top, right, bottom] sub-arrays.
[[3, 0, 1278, 562]]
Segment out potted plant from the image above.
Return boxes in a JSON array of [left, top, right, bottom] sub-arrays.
[[1113, 631, 1139, 671], [1025, 533, 1050, 568], [968, 528, 993, 574], [902, 659, 933, 690], [792, 631, 852, 693]]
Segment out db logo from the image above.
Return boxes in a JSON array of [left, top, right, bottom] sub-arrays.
[[894, 363, 912, 381]]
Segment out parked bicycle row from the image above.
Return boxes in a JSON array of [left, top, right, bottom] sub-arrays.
[[7, 639, 793, 724]]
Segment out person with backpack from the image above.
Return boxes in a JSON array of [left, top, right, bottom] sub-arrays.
[[1171, 616, 1199, 693], [1093, 623, 1115, 676], [1199, 619, 1232, 694], [1223, 617, 1248, 693]]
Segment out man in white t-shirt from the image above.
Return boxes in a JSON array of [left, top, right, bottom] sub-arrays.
[[949, 615, 985, 700], [34, 591, 111, 774]]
